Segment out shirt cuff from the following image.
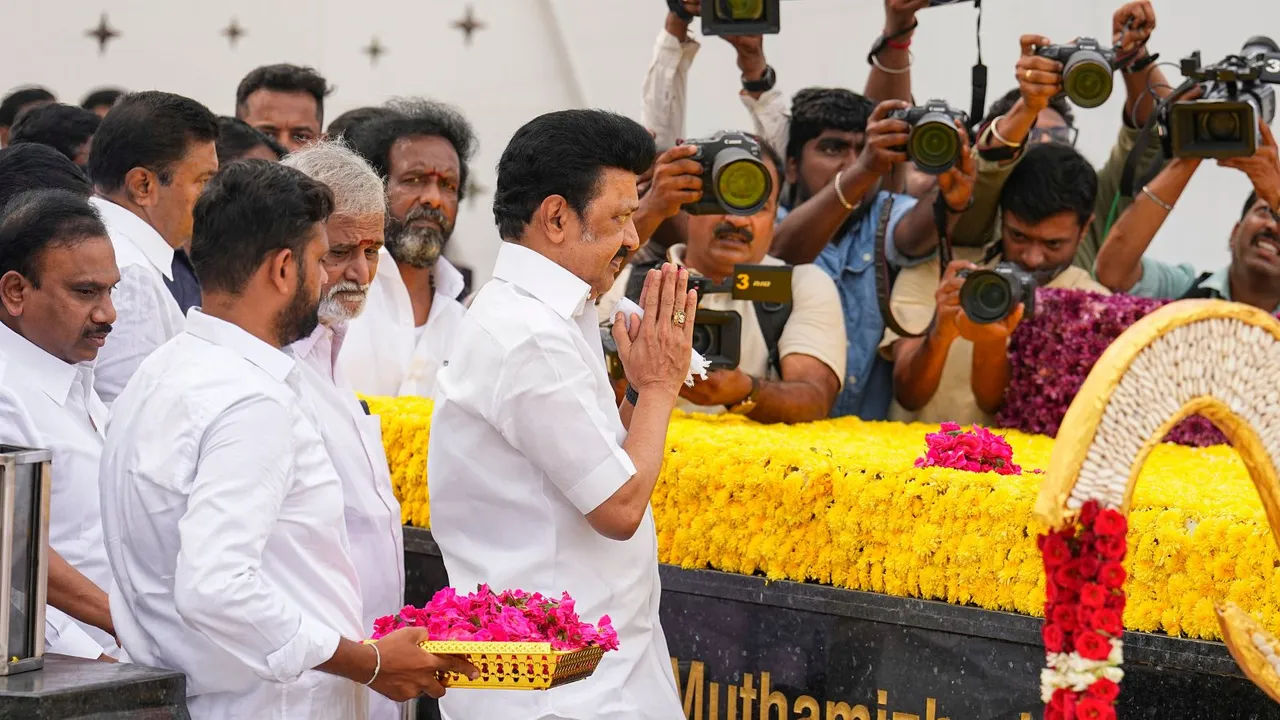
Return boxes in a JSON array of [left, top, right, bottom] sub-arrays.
[[265, 616, 342, 683], [563, 446, 637, 515], [656, 28, 699, 65]]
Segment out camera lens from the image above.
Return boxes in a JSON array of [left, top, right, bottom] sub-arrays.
[[959, 270, 1015, 324], [1062, 51, 1114, 108], [716, 0, 764, 20], [1200, 109, 1242, 142], [712, 148, 771, 215], [692, 323, 716, 356], [908, 114, 961, 174]]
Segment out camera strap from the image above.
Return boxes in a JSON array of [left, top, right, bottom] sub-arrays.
[[874, 194, 954, 340], [968, 1, 987, 134], [1119, 78, 1198, 198]]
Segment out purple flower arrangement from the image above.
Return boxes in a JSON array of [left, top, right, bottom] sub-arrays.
[[997, 289, 1229, 448]]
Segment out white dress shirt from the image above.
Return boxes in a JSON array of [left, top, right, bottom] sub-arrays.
[[0, 327, 115, 659], [339, 249, 466, 399], [288, 322, 404, 720], [89, 196, 186, 407], [100, 310, 367, 720], [640, 28, 790, 159], [430, 242, 683, 720]]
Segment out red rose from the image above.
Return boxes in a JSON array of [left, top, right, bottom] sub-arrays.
[[1094, 535, 1127, 561], [1043, 622, 1066, 652], [1092, 608, 1123, 636], [1076, 606, 1095, 629], [1046, 580, 1061, 604], [1105, 591, 1126, 613], [1081, 500, 1100, 526], [1098, 562, 1126, 589], [1075, 630, 1112, 660], [1093, 509, 1127, 537], [1080, 583, 1108, 608], [1076, 695, 1117, 720], [1052, 604, 1080, 632], [1088, 678, 1121, 703], [1071, 557, 1100, 581], [1046, 689, 1077, 720], [1055, 563, 1085, 590], [1042, 534, 1073, 567]]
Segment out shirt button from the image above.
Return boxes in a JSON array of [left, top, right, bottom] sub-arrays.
[[862, 253, 872, 262], [848, 374, 857, 385]]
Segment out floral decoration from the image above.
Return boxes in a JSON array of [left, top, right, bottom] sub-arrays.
[[372, 584, 619, 652], [915, 422, 1022, 475], [1039, 500, 1128, 720]]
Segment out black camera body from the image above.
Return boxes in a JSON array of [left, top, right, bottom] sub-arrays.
[[681, 131, 774, 217], [887, 99, 968, 174], [1163, 37, 1280, 159], [702, 0, 780, 36], [957, 263, 1037, 325], [689, 264, 793, 370], [1036, 37, 1117, 109]]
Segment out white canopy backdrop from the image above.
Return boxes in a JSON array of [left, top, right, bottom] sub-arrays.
[[2, 0, 1274, 288]]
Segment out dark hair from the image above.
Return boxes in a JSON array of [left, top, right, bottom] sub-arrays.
[[80, 88, 124, 112], [326, 106, 397, 140], [348, 98, 477, 198], [0, 189, 106, 287], [983, 88, 1076, 130], [87, 91, 218, 193], [1244, 190, 1260, 219], [1000, 143, 1097, 227], [10, 104, 101, 162], [493, 109, 655, 242], [0, 144, 92, 211], [191, 159, 334, 294], [786, 87, 875, 162], [0, 87, 55, 128], [215, 116, 286, 164], [235, 64, 331, 124]]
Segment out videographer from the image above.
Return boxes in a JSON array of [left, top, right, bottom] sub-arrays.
[[1094, 118, 1280, 312], [950, 1, 1174, 274], [881, 143, 1111, 425], [598, 138, 848, 424]]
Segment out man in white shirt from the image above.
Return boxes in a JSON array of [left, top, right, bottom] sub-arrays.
[[85, 91, 219, 405], [0, 190, 120, 659], [431, 109, 695, 720], [282, 141, 406, 720], [99, 160, 475, 720], [340, 99, 475, 398]]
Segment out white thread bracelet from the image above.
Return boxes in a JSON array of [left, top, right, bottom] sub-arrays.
[[363, 642, 381, 686]]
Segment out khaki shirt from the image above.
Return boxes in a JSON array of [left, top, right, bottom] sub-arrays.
[[599, 245, 848, 415], [878, 246, 1111, 426]]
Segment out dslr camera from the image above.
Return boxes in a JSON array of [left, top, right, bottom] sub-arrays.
[[957, 263, 1037, 325], [688, 264, 792, 370], [680, 131, 774, 217], [1162, 37, 1279, 158], [701, 0, 780, 36], [1036, 38, 1118, 109], [887, 99, 969, 174]]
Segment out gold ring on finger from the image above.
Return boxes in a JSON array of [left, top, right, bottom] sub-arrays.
[[673, 309, 687, 326], [1025, 69, 1033, 81]]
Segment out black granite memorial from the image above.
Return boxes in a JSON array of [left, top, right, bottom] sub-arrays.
[[404, 527, 1280, 720], [0, 654, 188, 719]]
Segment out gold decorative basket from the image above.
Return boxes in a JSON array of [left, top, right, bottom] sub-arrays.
[[420, 640, 605, 690]]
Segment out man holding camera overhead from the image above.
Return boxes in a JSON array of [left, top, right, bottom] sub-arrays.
[[881, 144, 1111, 426], [599, 134, 847, 423]]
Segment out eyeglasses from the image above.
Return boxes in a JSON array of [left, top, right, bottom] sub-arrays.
[[1027, 125, 1079, 148]]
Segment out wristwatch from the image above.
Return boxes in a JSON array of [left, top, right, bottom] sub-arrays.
[[741, 65, 776, 93], [726, 375, 761, 415]]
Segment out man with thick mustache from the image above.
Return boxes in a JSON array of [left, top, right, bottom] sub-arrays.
[[1095, 118, 1280, 313], [599, 135, 848, 423], [341, 98, 476, 398], [282, 142, 405, 720], [0, 189, 122, 659]]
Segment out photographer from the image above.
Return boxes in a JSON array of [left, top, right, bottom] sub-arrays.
[[950, 1, 1174, 274], [881, 143, 1111, 425], [1094, 118, 1280, 312], [599, 138, 847, 424]]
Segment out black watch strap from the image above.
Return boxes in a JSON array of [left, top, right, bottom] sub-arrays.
[[742, 65, 776, 93], [625, 385, 640, 406], [666, 0, 694, 22]]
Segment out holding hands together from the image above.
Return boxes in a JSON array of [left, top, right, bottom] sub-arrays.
[[613, 264, 697, 398]]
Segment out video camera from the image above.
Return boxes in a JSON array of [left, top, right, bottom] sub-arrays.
[[1036, 38, 1118, 109], [887, 99, 969, 174], [702, 0, 780, 36], [680, 131, 774, 217], [1161, 37, 1280, 158], [958, 263, 1037, 325]]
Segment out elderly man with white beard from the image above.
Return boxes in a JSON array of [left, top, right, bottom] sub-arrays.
[[280, 141, 405, 720], [340, 99, 475, 398]]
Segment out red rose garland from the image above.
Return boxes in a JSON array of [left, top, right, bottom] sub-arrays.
[[1038, 500, 1128, 720]]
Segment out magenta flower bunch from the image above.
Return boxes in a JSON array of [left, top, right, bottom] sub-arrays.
[[371, 585, 620, 652], [915, 422, 1023, 475], [997, 289, 1229, 448]]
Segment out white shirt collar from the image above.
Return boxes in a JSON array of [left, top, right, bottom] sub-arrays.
[[90, 196, 176, 280], [289, 321, 346, 376], [490, 242, 591, 320], [0, 320, 81, 406], [184, 310, 296, 383], [433, 256, 466, 302]]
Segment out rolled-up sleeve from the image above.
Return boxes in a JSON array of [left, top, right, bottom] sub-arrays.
[[740, 88, 791, 161], [174, 396, 341, 684], [640, 29, 700, 151], [494, 334, 636, 515]]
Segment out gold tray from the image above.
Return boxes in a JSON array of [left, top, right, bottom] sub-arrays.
[[419, 640, 605, 691]]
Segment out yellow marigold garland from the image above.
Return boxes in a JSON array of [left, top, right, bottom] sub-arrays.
[[364, 397, 1280, 642]]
